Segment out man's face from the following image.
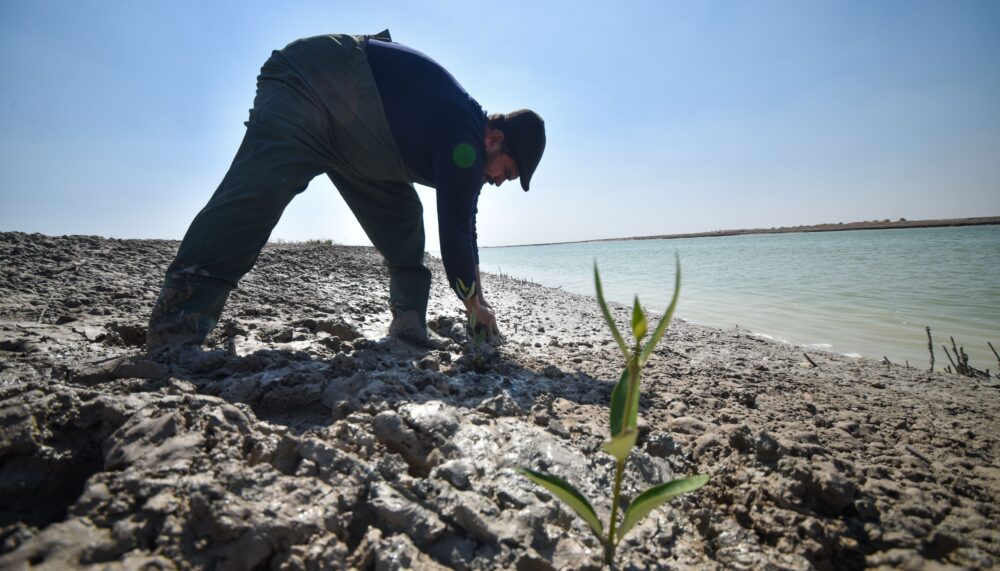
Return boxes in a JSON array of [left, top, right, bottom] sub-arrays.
[[484, 152, 519, 187], [483, 127, 519, 187]]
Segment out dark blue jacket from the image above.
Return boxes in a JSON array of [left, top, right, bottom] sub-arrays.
[[365, 39, 485, 297]]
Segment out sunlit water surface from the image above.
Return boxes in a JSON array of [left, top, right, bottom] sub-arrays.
[[474, 226, 1000, 370]]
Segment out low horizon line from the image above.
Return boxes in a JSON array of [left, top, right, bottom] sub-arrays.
[[480, 215, 1000, 249], [3, 215, 997, 248]]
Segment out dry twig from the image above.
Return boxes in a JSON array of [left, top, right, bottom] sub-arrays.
[[942, 337, 989, 378], [36, 292, 56, 324], [926, 326, 935, 372], [905, 445, 931, 465]]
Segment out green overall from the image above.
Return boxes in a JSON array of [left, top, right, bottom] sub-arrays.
[[147, 31, 431, 347]]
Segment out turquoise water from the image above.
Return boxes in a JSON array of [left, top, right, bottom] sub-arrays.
[[477, 226, 1000, 371]]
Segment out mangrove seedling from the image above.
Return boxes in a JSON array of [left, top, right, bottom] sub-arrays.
[[456, 278, 487, 367], [519, 257, 708, 566]]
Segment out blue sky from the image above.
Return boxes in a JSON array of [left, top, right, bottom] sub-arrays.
[[1, 0, 998, 249]]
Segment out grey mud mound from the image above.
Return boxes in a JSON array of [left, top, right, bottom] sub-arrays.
[[1, 231, 998, 570]]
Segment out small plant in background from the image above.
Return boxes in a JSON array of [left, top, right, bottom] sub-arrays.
[[925, 327, 995, 379], [518, 257, 708, 566], [941, 335, 991, 378]]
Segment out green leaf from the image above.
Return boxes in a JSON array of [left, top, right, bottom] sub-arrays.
[[631, 296, 647, 341], [517, 468, 604, 540], [624, 360, 641, 432], [456, 278, 477, 301], [594, 263, 631, 363], [639, 255, 681, 366], [618, 474, 709, 541], [611, 363, 644, 434], [608, 368, 629, 437], [602, 428, 638, 462]]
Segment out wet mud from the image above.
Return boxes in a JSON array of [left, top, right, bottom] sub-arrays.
[[0, 232, 997, 570]]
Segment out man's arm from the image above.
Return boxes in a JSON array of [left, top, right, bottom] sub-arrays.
[[471, 265, 499, 336], [432, 125, 499, 336], [474, 266, 491, 308]]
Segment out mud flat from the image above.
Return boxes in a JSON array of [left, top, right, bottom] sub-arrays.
[[1, 231, 997, 570]]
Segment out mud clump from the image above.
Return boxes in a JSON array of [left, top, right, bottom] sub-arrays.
[[1, 231, 998, 569], [0, 388, 119, 530]]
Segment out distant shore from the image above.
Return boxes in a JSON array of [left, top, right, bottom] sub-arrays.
[[490, 215, 1000, 249]]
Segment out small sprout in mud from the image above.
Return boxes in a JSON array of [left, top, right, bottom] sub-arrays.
[[519, 256, 708, 566], [456, 278, 488, 371]]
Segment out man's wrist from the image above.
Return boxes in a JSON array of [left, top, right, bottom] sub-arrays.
[[463, 297, 480, 312]]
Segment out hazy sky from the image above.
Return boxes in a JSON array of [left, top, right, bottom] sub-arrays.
[[1, 0, 998, 250]]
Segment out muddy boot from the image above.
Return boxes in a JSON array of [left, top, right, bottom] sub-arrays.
[[145, 327, 206, 356], [388, 310, 447, 349], [146, 273, 231, 353]]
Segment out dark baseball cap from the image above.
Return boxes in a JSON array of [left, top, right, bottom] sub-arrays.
[[496, 109, 546, 191]]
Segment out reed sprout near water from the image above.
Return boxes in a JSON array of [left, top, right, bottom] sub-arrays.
[[488, 267, 541, 289], [518, 258, 707, 566]]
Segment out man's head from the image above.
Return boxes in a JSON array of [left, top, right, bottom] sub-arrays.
[[482, 109, 546, 191]]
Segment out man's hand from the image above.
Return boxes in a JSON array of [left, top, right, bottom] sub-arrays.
[[478, 294, 493, 310], [464, 297, 500, 338]]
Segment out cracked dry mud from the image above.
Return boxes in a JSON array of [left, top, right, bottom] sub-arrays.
[[0, 231, 997, 570]]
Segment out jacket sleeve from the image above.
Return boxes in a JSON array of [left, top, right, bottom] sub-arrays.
[[432, 125, 484, 299]]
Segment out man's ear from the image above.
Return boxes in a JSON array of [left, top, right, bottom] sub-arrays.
[[485, 128, 505, 152]]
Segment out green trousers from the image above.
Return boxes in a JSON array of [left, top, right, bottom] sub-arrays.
[[147, 32, 431, 347]]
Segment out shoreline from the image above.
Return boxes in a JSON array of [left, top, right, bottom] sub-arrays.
[[1, 232, 998, 569], [474, 225, 999, 372], [486, 215, 1000, 249]]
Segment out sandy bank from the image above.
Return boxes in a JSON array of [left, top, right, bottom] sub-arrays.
[[1, 232, 997, 569]]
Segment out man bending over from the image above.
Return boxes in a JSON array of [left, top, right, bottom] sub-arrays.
[[146, 30, 546, 349]]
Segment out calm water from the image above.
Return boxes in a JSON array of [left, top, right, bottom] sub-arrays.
[[477, 226, 1000, 371]]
